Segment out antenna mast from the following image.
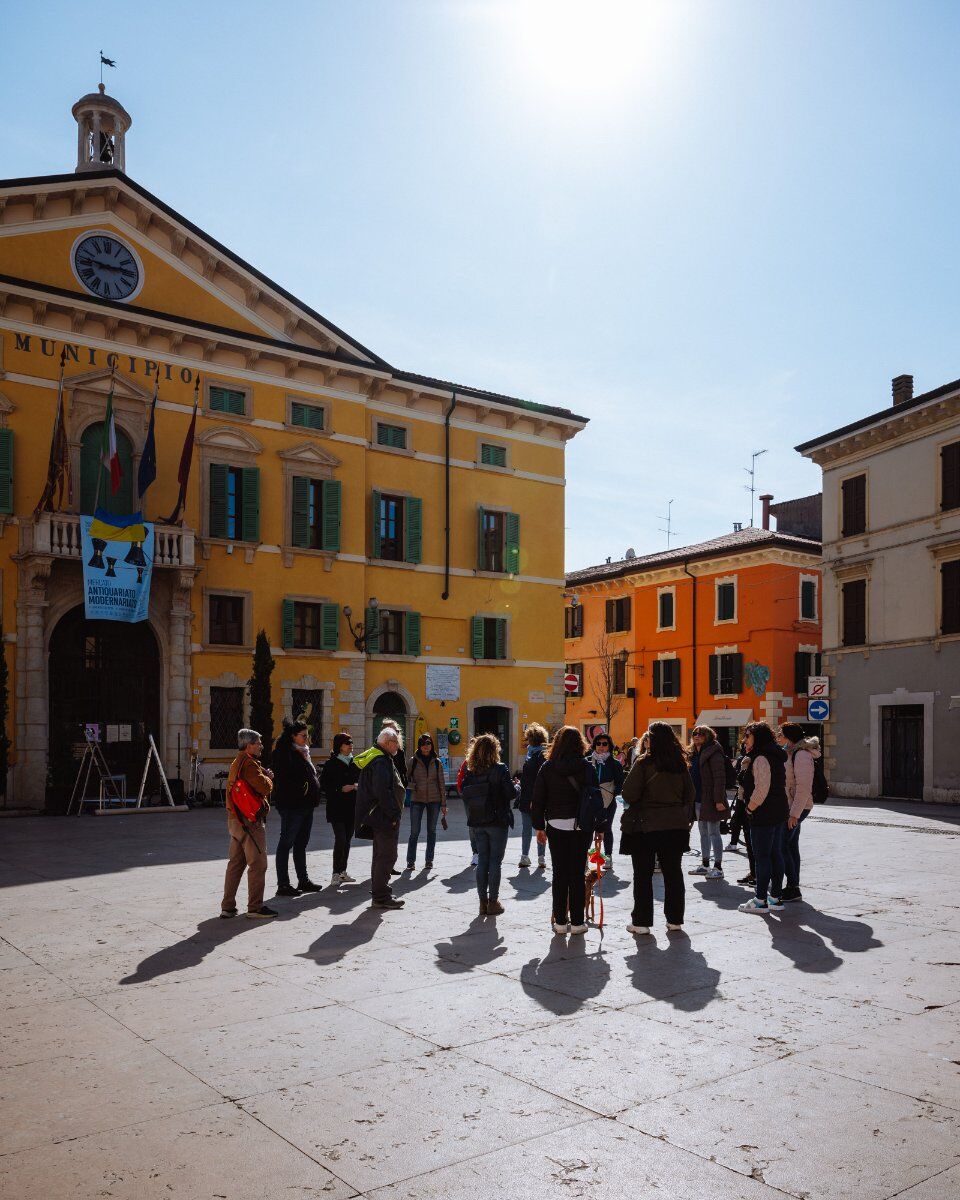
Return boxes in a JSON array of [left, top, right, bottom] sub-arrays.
[[657, 498, 676, 548], [744, 450, 767, 526]]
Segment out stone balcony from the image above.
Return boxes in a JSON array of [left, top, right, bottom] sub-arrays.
[[25, 512, 196, 568]]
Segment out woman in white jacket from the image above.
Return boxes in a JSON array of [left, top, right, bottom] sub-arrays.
[[776, 723, 821, 902]]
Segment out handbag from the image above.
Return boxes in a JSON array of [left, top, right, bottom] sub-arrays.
[[566, 773, 604, 834], [229, 776, 262, 823]]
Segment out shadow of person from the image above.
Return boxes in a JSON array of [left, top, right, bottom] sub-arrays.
[[440, 864, 478, 894], [119, 916, 260, 985], [507, 869, 551, 901], [794, 909, 884, 954], [691, 879, 752, 910], [519, 939, 611, 1015], [296, 907, 386, 965], [434, 915, 508, 974], [393, 869, 434, 897], [625, 932, 721, 1011], [764, 918, 843, 974]]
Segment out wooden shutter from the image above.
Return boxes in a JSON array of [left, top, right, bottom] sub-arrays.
[[210, 386, 245, 415], [814, 652, 822, 676], [0, 429, 13, 514], [240, 467, 260, 542], [842, 579, 867, 646], [574, 605, 583, 637], [405, 611, 421, 656], [477, 507, 486, 570], [941, 560, 960, 635], [794, 652, 807, 696], [291, 401, 324, 430], [605, 599, 615, 632], [671, 659, 681, 697], [708, 654, 720, 695], [653, 660, 663, 698], [322, 480, 341, 552], [942, 443, 960, 511], [471, 616, 484, 659], [321, 603, 340, 650], [619, 597, 631, 632], [291, 476, 310, 548], [209, 463, 228, 539], [730, 653, 743, 693], [481, 443, 506, 467], [504, 512, 520, 575], [365, 606, 380, 654], [371, 490, 382, 558], [842, 475, 867, 537], [495, 618, 507, 660], [404, 496, 423, 563], [281, 599, 295, 649]]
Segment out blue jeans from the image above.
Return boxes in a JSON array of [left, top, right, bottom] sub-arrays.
[[774, 810, 808, 891], [698, 820, 723, 866], [474, 825, 510, 901], [275, 808, 315, 887], [520, 810, 548, 860], [407, 802, 440, 866], [751, 822, 786, 902]]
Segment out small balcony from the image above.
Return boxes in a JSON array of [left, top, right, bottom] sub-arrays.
[[27, 512, 195, 568]]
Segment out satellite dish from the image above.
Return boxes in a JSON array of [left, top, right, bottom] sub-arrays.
[[625, 548, 636, 559]]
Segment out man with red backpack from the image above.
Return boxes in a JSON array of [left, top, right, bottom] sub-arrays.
[[221, 728, 277, 920]]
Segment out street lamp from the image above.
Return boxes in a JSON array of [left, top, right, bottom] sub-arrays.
[[343, 598, 387, 652]]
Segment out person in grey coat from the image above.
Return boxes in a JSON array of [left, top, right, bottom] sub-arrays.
[[355, 727, 407, 910]]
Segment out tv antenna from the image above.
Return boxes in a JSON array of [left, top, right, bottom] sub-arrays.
[[658, 498, 676, 548], [744, 450, 767, 526]]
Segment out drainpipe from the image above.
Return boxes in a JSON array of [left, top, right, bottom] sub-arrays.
[[442, 391, 458, 600], [682, 560, 697, 726]]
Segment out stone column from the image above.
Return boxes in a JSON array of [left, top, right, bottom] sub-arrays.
[[14, 561, 52, 810], [165, 570, 196, 783]]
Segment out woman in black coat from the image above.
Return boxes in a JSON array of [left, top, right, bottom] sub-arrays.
[[320, 732, 360, 886], [272, 720, 322, 896]]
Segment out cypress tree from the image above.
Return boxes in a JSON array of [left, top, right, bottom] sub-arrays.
[[248, 629, 275, 767]]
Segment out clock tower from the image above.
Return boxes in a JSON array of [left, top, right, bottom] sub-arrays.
[[72, 83, 132, 173]]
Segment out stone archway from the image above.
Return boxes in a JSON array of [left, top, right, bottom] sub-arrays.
[[366, 681, 419, 752]]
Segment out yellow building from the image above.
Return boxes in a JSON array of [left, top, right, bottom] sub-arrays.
[[0, 87, 587, 809]]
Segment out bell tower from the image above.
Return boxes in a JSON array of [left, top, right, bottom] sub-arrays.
[[72, 84, 132, 173]]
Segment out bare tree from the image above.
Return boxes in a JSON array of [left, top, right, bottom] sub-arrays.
[[591, 632, 624, 734]]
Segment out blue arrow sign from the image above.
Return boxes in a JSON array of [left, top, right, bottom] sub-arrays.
[[808, 698, 830, 723]]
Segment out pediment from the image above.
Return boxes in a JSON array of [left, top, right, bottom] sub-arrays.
[[64, 367, 153, 402], [278, 440, 341, 469], [196, 426, 263, 454]]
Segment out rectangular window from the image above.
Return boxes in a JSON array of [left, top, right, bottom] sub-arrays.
[[613, 656, 627, 695], [379, 609, 403, 655], [482, 510, 505, 573], [472, 616, 508, 660], [376, 423, 407, 450], [371, 492, 421, 564], [800, 578, 818, 621], [210, 686, 244, 750], [209, 463, 260, 542], [653, 658, 681, 699], [209, 594, 244, 645], [841, 474, 867, 537], [564, 605, 584, 638], [478, 507, 519, 574], [709, 652, 743, 695], [226, 467, 241, 540], [941, 560, 960, 635], [293, 601, 324, 650], [566, 662, 583, 696], [209, 385, 246, 416], [291, 477, 341, 553], [842, 578, 867, 646], [0, 428, 13, 515], [290, 401, 325, 431], [605, 597, 631, 633], [282, 600, 339, 651], [292, 687, 324, 746], [716, 581, 736, 622], [378, 494, 403, 561], [658, 590, 675, 630], [794, 650, 822, 696], [942, 442, 960, 512], [480, 442, 507, 468]]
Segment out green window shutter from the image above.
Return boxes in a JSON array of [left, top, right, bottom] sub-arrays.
[[240, 467, 260, 542], [495, 618, 507, 660], [471, 616, 484, 659], [477, 507, 486, 570], [372, 489, 382, 558], [481, 443, 507, 468], [505, 512, 520, 575], [210, 386, 246, 415], [281, 599, 295, 650], [291, 401, 324, 430], [0, 429, 13, 514], [405, 611, 421, 656], [365, 607, 380, 654], [209, 463, 228, 539], [404, 496, 423, 563], [322, 480, 341, 552], [377, 423, 406, 449], [291, 475, 310, 548], [321, 603, 340, 650]]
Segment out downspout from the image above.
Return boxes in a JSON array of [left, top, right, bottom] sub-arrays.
[[682, 560, 697, 726], [442, 391, 458, 600]]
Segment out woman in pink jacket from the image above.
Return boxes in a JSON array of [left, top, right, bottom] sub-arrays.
[[776, 722, 821, 902]]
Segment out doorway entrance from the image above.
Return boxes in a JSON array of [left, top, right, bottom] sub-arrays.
[[474, 705, 511, 767], [372, 691, 407, 748], [48, 606, 161, 799], [881, 705, 924, 799]]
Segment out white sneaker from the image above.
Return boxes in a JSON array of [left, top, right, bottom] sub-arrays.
[[538, 857, 547, 868], [705, 867, 724, 879], [329, 873, 342, 886], [626, 924, 651, 935], [518, 855, 531, 867], [568, 923, 589, 935], [688, 865, 709, 875], [471, 853, 479, 867], [339, 872, 356, 883], [666, 923, 684, 931], [551, 920, 569, 935]]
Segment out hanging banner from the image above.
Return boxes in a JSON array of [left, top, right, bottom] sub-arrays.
[[81, 508, 154, 623]]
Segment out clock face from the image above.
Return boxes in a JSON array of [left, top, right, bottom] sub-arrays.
[[71, 232, 143, 302]]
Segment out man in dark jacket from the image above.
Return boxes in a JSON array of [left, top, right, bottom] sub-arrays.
[[354, 728, 407, 909], [586, 732, 624, 868], [517, 722, 548, 868]]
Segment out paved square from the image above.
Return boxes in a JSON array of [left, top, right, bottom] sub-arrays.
[[1, 801, 959, 1198]]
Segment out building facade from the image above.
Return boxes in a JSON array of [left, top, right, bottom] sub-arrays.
[[798, 375, 960, 802], [0, 88, 587, 809], [563, 524, 822, 755]]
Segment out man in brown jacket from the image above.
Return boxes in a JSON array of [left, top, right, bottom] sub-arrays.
[[221, 728, 277, 919]]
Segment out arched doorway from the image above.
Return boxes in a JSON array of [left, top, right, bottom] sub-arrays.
[[48, 606, 161, 799], [80, 422, 134, 515], [474, 705, 512, 768], [372, 691, 407, 748]]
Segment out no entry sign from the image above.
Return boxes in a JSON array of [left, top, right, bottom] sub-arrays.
[[564, 673, 580, 694]]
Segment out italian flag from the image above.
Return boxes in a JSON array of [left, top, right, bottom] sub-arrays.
[[100, 384, 122, 495]]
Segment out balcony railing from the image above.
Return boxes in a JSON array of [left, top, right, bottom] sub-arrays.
[[29, 512, 195, 569]]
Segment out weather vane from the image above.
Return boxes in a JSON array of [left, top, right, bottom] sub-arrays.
[[99, 50, 116, 87]]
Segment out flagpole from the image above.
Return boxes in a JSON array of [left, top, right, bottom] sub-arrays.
[[93, 363, 116, 515], [162, 375, 200, 526], [33, 347, 67, 519]]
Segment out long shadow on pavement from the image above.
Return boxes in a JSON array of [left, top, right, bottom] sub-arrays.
[[625, 931, 721, 1011], [520, 939, 612, 1015], [434, 915, 509, 973]]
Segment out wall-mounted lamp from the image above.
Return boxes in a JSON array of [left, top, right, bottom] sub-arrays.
[[343, 598, 387, 652]]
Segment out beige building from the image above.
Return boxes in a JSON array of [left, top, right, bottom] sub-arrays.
[[798, 374, 960, 802]]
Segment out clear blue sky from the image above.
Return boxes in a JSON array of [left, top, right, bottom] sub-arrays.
[[4, 1, 960, 569]]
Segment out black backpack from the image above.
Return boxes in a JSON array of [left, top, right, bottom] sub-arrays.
[[812, 755, 829, 804], [463, 768, 506, 826], [723, 754, 737, 790]]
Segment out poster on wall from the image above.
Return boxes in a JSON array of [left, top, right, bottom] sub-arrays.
[[426, 665, 460, 701], [80, 509, 154, 623]]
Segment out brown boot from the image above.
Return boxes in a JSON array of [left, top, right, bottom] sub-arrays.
[[479, 899, 488, 915], [486, 899, 504, 916]]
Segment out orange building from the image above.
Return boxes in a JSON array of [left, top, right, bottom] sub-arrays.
[[563, 515, 822, 756]]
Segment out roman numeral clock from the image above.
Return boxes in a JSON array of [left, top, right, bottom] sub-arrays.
[[70, 231, 143, 302]]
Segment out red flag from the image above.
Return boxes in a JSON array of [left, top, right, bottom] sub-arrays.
[[162, 378, 199, 525]]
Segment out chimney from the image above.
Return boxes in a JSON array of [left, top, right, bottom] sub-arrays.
[[760, 494, 774, 530], [892, 374, 913, 406], [733, 522, 743, 532]]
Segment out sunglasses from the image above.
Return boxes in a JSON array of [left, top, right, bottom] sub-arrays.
[[596, 741, 612, 748]]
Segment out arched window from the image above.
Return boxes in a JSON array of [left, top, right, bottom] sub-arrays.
[[80, 422, 134, 515], [372, 691, 407, 747]]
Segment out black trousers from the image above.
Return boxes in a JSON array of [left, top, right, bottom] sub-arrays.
[[743, 820, 756, 876], [545, 827, 591, 925], [330, 817, 355, 874], [629, 829, 687, 927], [729, 797, 746, 846], [370, 825, 400, 902], [275, 808, 315, 887]]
